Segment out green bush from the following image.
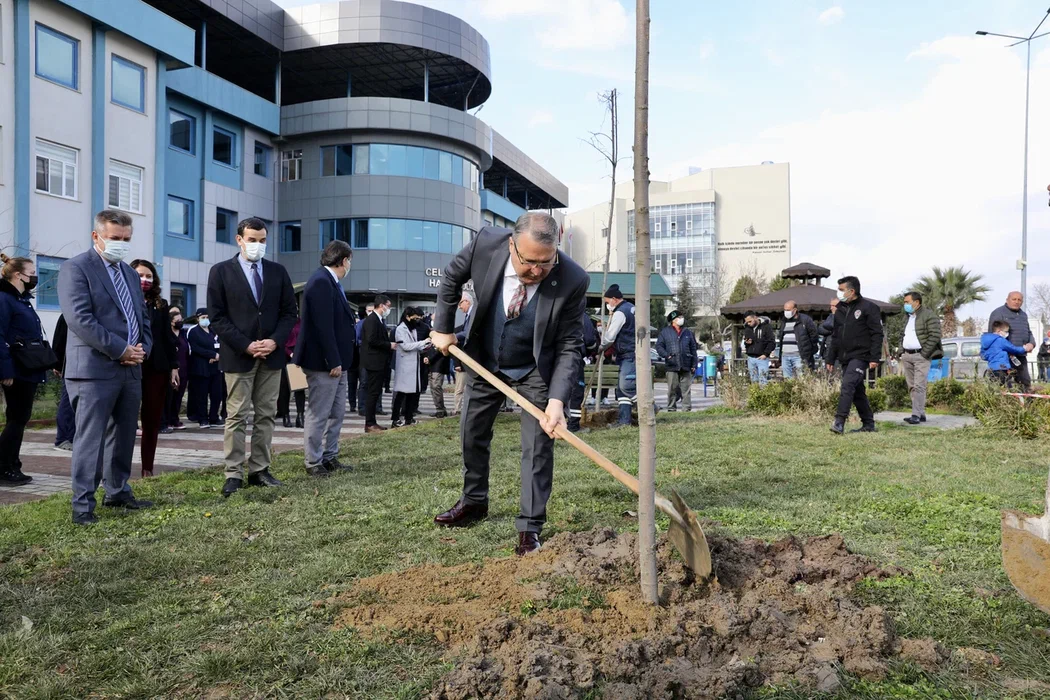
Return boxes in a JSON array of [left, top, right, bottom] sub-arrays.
[[876, 375, 909, 410], [927, 378, 966, 410], [963, 379, 1050, 439], [746, 374, 839, 417], [867, 387, 888, 414]]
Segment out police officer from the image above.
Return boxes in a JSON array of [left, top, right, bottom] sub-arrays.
[[567, 310, 598, 433], [826, 275, 883, 434], [599, 284, 636, 428]]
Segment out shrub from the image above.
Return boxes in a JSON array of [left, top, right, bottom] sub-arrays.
[[877, 375, 909, 410], [746, 374, 839, 418], [963, 379, 1050, 439], [718, 369, 750, 410], [927, 378, 966, 410], [867, 387, 888, 415]]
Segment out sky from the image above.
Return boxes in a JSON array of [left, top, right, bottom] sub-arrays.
[[274, 0, 1050, 321]]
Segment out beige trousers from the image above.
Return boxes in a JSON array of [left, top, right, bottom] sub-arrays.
[[224, 361, 281, 479], [901, 353, 931, 418]]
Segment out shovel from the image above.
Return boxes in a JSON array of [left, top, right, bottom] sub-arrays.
[[449, 345, 712, 578], [1002, 466, 1050, 615]]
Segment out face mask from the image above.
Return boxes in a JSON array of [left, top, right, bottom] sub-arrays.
[[242, 241, 266, 262], [903, 303, 914, 314], [606, 303, 615, 312], [22, 275, 38, 292], [1000, 331, 1010, 339], [199, 318, 211, 329], [836, 290, 847, 302], [784, 310, 794, 319], [381, 308, 391, 319], [98, 238, 131, 263], [140, 279, 153, 292], [173, 321, 185, 330]]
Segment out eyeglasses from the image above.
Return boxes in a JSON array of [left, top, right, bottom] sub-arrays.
[[512, 239, 559, 270]]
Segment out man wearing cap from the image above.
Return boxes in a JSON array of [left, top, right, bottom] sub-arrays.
[[599, 284, 637, 427], [655, 310, 699, 411]]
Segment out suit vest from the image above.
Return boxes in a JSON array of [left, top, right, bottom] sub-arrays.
[[613, 301, 636, 361], [483, 284, 539, 380]]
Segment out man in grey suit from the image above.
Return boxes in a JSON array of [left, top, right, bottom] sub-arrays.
[[58, 210, 153, 525], [430, 213, 588, 556]]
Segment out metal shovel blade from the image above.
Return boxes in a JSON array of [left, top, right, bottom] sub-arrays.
[[1001, 467, 1050, 615], [665, 489, 713, 579]]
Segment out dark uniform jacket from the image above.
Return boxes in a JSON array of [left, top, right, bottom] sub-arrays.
[[828, 296, 884, 365]]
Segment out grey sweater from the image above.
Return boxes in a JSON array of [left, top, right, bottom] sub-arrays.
[[988, 305, 1034, 347]]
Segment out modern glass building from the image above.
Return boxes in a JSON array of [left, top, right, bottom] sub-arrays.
[[0, 0, 568, 332]]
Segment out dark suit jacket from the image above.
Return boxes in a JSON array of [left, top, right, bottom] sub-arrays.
[[360, 311, 391, 372], [434, 227, 588, 405], [188, 325, 220, 378], [206, 255, 298, 373], [144, 303, 179, 375], [293, 267, 355, 372]]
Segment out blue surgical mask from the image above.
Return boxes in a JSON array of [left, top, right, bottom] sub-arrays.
[[903, 303, 914, 314]]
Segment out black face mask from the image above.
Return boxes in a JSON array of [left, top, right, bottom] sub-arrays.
[[22, 275, 38, 292], [406, 319, 419, 329], [173, 321, 185, 331]]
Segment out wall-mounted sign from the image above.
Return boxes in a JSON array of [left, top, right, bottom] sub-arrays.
[[426, 267, 443, 287]]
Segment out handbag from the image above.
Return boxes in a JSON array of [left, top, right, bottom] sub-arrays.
[[10, 337, 58, 372]]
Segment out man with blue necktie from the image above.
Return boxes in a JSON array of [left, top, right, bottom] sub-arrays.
[[207, 218, 298, 498], [58, 210, 153, 525]]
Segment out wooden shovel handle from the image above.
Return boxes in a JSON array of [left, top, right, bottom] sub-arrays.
[[448, 345, 681, 524]]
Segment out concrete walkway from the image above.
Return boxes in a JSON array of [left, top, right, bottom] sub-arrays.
[[874, 411, 978, 430]]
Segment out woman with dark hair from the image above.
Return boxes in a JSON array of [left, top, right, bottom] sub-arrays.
[[390, 306, 430, 427], [0, 254, 45, 485], [163, 307, 190, 431], [131, 259, 179, 478]]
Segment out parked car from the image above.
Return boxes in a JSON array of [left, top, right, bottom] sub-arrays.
[[928, 336, 985, 381]]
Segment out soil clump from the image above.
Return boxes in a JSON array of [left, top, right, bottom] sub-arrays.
[[331, 527, 952, 698]]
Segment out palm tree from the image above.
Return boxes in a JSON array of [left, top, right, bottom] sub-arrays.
[[911, 266, 991, 337]]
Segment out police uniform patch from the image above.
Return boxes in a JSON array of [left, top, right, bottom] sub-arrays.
[[854, 309, 862, 320]]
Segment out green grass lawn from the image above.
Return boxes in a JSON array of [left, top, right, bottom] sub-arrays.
[[0, 412, 1049, 698]]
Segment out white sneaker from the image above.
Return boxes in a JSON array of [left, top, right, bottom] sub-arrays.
[[53, 441, 73, 452]]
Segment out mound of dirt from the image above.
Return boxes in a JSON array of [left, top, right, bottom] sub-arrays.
[[330, 528, 944, 699]]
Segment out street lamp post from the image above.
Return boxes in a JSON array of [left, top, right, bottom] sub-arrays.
[[977, 8, 1050, 301]]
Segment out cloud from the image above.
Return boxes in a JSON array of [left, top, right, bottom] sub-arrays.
[[764, 48, 785, 66], [477, 0, 631, 50], [698, 41, 715, 61], [528, 110, 555, 128], [818, 6, 845, 26], [663, 36, 1050, 314]]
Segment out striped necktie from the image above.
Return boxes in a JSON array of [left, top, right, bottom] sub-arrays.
[[507, 283, 526, 320], [110, 263, 140, 345]]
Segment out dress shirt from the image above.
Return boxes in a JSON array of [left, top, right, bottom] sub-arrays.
[[237, 254, 263, 298], [95, 247, 132, 344], [502, 257, 539, 315]]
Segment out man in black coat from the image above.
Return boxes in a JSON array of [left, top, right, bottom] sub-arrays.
[[827, 276, 884, 434], [187, 309, 223, 428], [293, 241, 356, 477], [52, 315, 76, 450], [567, 310, 599, 432], [429, 214, 589, 556], [360, 294, 395, 433], [742, 311, 776, 386], [777, 300, 819, 376], [655, 310, 699, 411], [207, 217, 298, 497]]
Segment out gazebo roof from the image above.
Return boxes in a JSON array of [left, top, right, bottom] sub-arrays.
[[721, 285, 900, 320], [781, 262, 831, 280]]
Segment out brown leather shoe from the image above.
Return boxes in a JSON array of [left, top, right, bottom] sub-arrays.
[[433, 499, 488, 528], [365, 425, 387, 434], [515, 531, 542, 556]]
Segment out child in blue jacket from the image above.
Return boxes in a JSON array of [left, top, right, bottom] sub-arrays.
[[981, 320, 1028, 385]]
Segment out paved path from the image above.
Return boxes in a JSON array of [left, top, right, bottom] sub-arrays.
[[1, 382, 720, 506], [875, 411, 978, 430]]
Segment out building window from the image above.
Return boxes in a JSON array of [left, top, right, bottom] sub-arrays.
[[320, 218, 352, 246], [213, 127, 235, 167], [35, 24, 78, 89], [169, 110, 195, 153], [601, 227, 609, 238], [167, 196, 193, 238], [685, 219, 693, 231], [36, 256, 66, 309], [111, 55, 145, 112], [654, 221, 661, 233], [108, 160, 143, 214], [654, 259, 661, 271], [35, 140, 78, 199], [669, 221, 677, 234], [216, 208, 236, 244], [353, 145, 369, 174], [280, 222, 301, 252], [280, 149, 302, 181], [254, 142, 270, 177], [169, 284, 194, 316], [320, 144, 353, 177]]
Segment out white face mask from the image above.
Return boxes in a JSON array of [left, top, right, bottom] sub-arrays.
[[606, 303, 615, 312], [784, 310, 795, 319], [999, 331, 1010, 339], [836, 290, 847, 302], [98, 238, 131, 263], [381, 307, 391, 319], [242, 241, 266, 262], [674, 317, 684, 327]]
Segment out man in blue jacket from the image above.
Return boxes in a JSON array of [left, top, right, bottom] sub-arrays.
[[293, 241, 356, 477], [656, 310, 699, 411]]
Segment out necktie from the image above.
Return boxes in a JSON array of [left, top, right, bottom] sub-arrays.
[[110, 264, 140, 345], [251, 263, 263, 304], [507, 282, 526, 320]]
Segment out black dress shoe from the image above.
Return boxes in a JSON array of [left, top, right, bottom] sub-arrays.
[[283, 415, 292, 428], [247, 470, 283, 487], [72, 512, 98, 526], [305, 465, 330, 479], [102, 495, 154, 510], [295, 415, 303, 429], [0, 469, 32, 486], [515, 531, 542, 556], [434, 499, 489, 528], [830, 420, 845, 435], [920, 415, 927, 423], [376, 409, 388, 416], [222, 477, 243, 497], [323, 457, 352, 472], [433, 411, 448, 419], [850, 424, 877, 433], [903, 415, 921, 425]]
